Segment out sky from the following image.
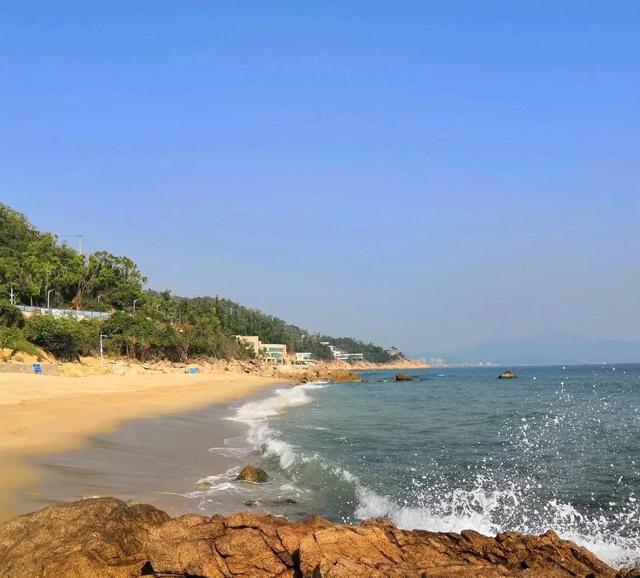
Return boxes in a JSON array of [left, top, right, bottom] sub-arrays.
[[1, 1, 639, 357]]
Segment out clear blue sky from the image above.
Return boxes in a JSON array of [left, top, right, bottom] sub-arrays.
[[1, 1, 639, 355]]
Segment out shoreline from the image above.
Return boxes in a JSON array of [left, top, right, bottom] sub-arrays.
[[10, 383, 290, 523], [1, 366, 638, 573], [0, 356, 427, 521], [0, 370, 285, 521]]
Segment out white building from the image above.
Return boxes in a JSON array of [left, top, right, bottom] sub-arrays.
[[295, 352, 313, 365], [261, 343, 287, 364], [326, 343, 365, 362]]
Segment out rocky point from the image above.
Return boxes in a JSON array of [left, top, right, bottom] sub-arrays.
[[1, 498, 638, 577]]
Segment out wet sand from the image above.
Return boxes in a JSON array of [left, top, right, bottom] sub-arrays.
[[0, 371, 284, 520], [11, 395, 268, 518]]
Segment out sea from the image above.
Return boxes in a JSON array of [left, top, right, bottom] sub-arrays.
[[190, 364, 640, 568]]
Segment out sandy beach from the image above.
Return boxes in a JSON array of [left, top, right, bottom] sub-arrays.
[[0, 370, 283, 520]]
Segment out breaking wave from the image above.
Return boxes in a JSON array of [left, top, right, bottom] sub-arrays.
[[227, 377, 640, 568]]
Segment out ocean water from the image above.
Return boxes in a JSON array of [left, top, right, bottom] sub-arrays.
[[194, 365, 640, 568]]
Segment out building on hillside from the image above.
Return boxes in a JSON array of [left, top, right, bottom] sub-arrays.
[[338, 352, 365, 361], [326, 343, 365, 362], [295, 352, 313, 365], [235, 335, 261, 356], [235, 336, 289, 364], [261, 343, 287, 364]]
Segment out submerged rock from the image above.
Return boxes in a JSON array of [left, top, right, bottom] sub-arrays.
[[330, 370, 362, 382], [270, 498, 298, 505], [394, 373, 413, 381], [499, 369, 518, 379], [236, 465, 269, 483], [0, 497, 625, 578]]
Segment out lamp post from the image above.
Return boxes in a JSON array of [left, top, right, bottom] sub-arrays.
[[99, 334, 107, 363], [133, 298, 139, 313], [47, 289, 54, 310]]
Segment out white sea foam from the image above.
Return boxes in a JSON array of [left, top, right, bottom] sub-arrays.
[[231, 382, 326, 423], [352, 479, 640, 568], [176, 467, 245, 498], [207, 446, 252, 458], [224, 378, 640, 569], [194, 466, 241, 489], [187, 383, 329, 508], [229, 382, 328, 469]]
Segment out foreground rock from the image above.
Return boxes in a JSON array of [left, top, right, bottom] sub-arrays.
[[0, 498, 631, 578], [236, 465, 269, 483], [395, 373, 413, 381]]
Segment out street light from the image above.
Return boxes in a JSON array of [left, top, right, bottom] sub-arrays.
[[99, 334, 107, 363], [133, 298, 139, 313], [46, 289, 55, 310]]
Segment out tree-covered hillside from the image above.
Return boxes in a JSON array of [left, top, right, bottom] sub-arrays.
[[0, 204, 396, 362]]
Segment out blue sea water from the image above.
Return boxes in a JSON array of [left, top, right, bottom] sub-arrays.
[[198, 365, 640, 568]]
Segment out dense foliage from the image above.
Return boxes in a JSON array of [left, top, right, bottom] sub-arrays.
[[0, 204, 145, 311], [0, 203, 397, 362], [24, 315, 98, 360]]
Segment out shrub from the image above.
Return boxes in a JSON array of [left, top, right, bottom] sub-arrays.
[[0, 326, 38, 356], [24, 315, 88, 360], [0, 301, 25, 328]]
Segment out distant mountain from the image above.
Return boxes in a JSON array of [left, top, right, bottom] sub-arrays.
[[449, 334, 640, 366]]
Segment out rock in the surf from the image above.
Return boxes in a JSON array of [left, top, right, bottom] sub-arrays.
[[395, 373, 413, 381], [271, 498, 298, 505], [498, 369, 517, 379], [237, 465, 269, 483]]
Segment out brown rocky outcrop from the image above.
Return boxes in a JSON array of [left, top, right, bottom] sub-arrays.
[[0, 497, 630, 578], [292, 368, 362, 383], [395, 373, 414, 381]]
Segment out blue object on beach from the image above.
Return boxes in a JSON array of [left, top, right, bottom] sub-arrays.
[[32, 363, 42, 374], [188, 367, 199, 374]]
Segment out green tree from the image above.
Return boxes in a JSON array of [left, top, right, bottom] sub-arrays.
[[77, 251, 146, 310], [0, 204, 84, 307], [0, 301, 25, 328]]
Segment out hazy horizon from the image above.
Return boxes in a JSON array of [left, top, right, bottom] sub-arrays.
[[2, 2, 639, 360]]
